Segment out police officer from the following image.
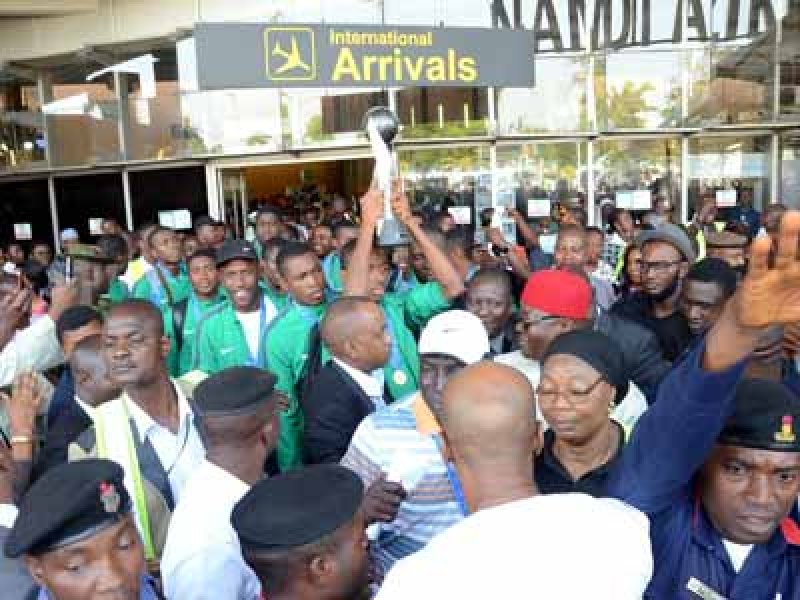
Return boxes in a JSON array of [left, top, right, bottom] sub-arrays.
[[4, 459, 160, 599], [231, 464, 369, 600], [609, 210, 800, 598]]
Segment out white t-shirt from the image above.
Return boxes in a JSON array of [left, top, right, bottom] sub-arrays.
[[375, 493, 652, 600], [722, 539, 753, 572], [236, 310, 263, 360]]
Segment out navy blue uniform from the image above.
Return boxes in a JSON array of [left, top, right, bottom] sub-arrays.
[[609, 343, 800, 599]]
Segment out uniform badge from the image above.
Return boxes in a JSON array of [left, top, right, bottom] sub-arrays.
[[686, 577, 726, 600], [775, 415, 796, 444], [393, 370, 407, 386], [99, 482, 121, 514]]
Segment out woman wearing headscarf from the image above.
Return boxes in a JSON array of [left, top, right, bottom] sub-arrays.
[[534, 329, 636, 497]]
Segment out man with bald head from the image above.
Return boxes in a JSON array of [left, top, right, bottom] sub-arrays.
[[70, 299, 205, 563], [376, 362, 653, 599], [304, 296, 392, 464]]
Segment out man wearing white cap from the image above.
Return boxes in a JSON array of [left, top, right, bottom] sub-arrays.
[[341, 310, 490, 583]]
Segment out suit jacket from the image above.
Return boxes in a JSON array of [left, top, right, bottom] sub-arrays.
[[594, 310, 672, 403], [0, 526, 37, 600], [303, 362, 383, 465], [32, 399, 92, 485]]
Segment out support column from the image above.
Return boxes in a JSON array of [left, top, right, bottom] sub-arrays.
[[681, 135, 690, 223], [48, 176, 61, 253], [205, 163, 221, 220], [122, 169, 134, 231], [587, 139, 595, 226], [771, 132, 780, 205]]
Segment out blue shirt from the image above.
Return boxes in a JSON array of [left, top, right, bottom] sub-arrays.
[[38, 575, 159, 599], [608, 342, 800, 599]]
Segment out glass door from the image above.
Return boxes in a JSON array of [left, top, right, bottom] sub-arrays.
[[218, 169, 248, 239]]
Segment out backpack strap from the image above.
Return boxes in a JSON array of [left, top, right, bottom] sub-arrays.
[[172, 297, 189, 355]]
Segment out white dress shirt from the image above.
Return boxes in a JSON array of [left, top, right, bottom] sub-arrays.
[[494, 351, 647, 432], [333, 357, 386, 409], [375, 494, 652, 600], [123, 383, 205, 506], [0, 316, 63, 387], [161, 460, 261, 600]]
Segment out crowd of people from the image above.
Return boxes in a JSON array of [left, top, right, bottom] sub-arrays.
[[0, 185, 799, 599]]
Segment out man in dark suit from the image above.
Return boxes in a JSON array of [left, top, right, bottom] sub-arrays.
[[33, 334, 121, 481], [303, 297, 391, 464]]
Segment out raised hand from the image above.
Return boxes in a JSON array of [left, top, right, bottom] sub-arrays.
[[359, 187, 385, 229], [389, 186, 413, 226], [6, 372, 42, 439], [735, 211, 800, 328]]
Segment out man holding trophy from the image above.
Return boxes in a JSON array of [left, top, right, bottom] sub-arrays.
[[340, 107, 465, 401]]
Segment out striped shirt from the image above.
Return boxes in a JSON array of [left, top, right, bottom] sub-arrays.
[[340, 394, 463, 581]]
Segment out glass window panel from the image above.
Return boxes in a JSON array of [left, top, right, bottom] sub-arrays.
[[495, 142, 588, 213], [54, 174, 126, 241], [284, 88, 388, 147], [594, 50, 683, 131], [124, 47, 187, 161], [396, 87, 488, 138], [497, 57, 588, 134], [595, 137, 681, 219], [780, 130, 800, 209], [779, 6, 800, 120], [398, 145, 491, 217], [688, 135, 771, 217], [0, 82, 46, 172], [687, 43, 773, 126], [47, 67, 122, 167], [179, 89, 284, 155], [129, 167, 208, 229], [0, 179, 52, 247]]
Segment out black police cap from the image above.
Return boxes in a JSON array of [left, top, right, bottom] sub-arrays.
[[718, 378, 800, 452], [216, 239, 258, 267], [5, 459, 131, 558], [193, 366, 278, 417], [232, 465, 363, 554]]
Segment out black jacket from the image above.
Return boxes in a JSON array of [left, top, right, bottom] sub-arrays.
[[303, 362, 385, 465], [32, 399, 92, 484], [593, 310, 672, 403], [611, 293, 693, 363]]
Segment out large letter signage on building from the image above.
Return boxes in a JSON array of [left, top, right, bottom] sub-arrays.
[[194, 23, 535, 89], [490, 0, 781, 53]]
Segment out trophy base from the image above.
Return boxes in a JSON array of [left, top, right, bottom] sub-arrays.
[[377, 218, 412, 247]]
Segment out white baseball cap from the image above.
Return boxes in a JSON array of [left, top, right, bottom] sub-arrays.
[[418, 310, 490, 365]]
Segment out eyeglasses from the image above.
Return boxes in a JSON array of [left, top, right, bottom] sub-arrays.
[[536, 376, 606, 404], [518, 315, 561, 330], [640, 260, 682, 274]]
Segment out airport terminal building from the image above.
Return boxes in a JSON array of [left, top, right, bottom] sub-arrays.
[[0, 0, 798, 246]]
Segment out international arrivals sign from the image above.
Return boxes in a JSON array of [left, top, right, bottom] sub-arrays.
[[194, 23, 535, 89]]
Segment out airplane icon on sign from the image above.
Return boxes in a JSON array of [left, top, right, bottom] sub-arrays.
[[272, 36, 310, 74], [264, 27, 316, 81]]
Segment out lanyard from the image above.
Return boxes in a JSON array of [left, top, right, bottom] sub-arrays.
[[432, 434, 469, 517]]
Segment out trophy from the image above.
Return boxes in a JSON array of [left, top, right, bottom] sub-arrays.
[[364, 106, 411, 247]]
